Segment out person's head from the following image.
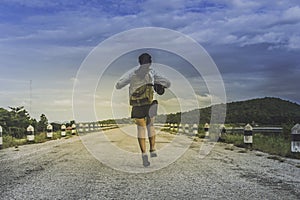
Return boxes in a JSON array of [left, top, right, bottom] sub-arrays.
[[138, 53, 152, 67], [136, 53, 152, 78]]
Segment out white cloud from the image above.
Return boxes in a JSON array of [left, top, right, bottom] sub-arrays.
[[53, 99, 72, 107], [141, 0, 185, 13], [287, 36, 300, 50], [1, 0, 299, 51], [230, 0, 260, 9], [283, 6, 300, 21], [159, 93, 212, 113], [1, 0, 61, 8], [1, 0, 300, 122]]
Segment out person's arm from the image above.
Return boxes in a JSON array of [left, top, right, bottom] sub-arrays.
[[115, 71, 134, 89], [152, 70, 171, 88]]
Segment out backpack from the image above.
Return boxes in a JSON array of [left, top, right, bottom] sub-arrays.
[[129, 73, 154, 106]]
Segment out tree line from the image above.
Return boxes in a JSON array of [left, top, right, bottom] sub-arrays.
[[155, 97, 300, 126], [0, 106, 70, 138]]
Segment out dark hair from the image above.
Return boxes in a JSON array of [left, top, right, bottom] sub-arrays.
[[138, 53, 152, 65]]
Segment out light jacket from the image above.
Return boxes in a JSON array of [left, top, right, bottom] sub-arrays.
[[115, 66, 171, 96]]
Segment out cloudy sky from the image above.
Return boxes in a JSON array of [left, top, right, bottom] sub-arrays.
[[0, 0, 299, 122]]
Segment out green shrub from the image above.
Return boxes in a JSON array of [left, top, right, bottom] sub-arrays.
[[34, 132, 47, 143], [3, 135, 27, 148], [223, 134, 244, 147], [197, 132, 206, 138], [1, 131, 73, 149], [253, 134, 288, 157], [52, 131, 62, 140]]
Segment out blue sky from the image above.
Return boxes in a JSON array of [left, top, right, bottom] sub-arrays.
[[0, 0, 299, 122]]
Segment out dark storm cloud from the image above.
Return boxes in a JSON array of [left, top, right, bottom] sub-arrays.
[[207, 43, 300, 103]]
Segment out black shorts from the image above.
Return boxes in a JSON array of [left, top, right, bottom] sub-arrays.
[[131, 100, 158, 119]]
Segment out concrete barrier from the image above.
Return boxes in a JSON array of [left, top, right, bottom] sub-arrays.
[[78, 123, 84, 133], [244, 124, 253, 148], [173, 123, 178, 133], [192, 124, 198, 136], [204, 123, 209, 138], [178, 124, 183, 134], [184, 124, 189, 135], [71, 124, 76, 135], [291, 124, 300, 153], [26, 125, 35, 142], [46, 124, 53, 139], [61, 124, 66, 137], [170, 123, 174, 132]]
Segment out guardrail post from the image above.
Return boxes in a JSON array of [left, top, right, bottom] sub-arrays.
[[61, 124, 66, 137], [96, 123, 100, 131], [27, 125, 35, 142], [174, 123, 178, 133], [244, 123, 253, 149], [78, 123, 84, 133], [46, 124, 53, 139], [71, 124, 76, 135], [0, 125, 3, 149], [291, 124, 300, 153], [85, 124, 89, 132], [178, 124, 183, 134], [164, 123, 170, 132], [184, 124, 189, 135], [166, 123, 170, 130], [193, 124, 198, 136], [204, 123, 209, 138]]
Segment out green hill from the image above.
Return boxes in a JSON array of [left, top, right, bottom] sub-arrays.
[[157, 97, 300, 125], [225, 97, 300, 125]]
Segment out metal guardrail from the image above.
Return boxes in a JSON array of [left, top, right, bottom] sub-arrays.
[[75, 122, 283, 136], [226, 127, 282, 134], [76, 123, 119, 134]]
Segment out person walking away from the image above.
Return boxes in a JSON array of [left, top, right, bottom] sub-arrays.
[[115, 53, 170, 167]]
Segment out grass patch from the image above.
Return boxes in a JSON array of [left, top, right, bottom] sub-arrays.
[[196, 132, 206, 138], [222, 133, 300, 159], [222, 134, 244, 147], [34, 132, 47, 143], [3, 135, 27, 148], [253, 134, 290, 157], [1, 131, 73, 149]]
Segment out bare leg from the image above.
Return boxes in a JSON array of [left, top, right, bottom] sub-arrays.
[[136, 118, 147, 153], [147, 117, 156, 152], [136, 118, 150, 166]]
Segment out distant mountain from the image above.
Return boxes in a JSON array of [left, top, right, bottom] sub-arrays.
[[156, 97, 300, 125]]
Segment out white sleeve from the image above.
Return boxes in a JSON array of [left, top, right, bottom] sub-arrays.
[[116, 73, 131, 89], [115, 69, 136, 89], [152, 69, 171, 88]]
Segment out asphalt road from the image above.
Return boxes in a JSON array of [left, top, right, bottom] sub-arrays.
[[0, 126, 300, 199]]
